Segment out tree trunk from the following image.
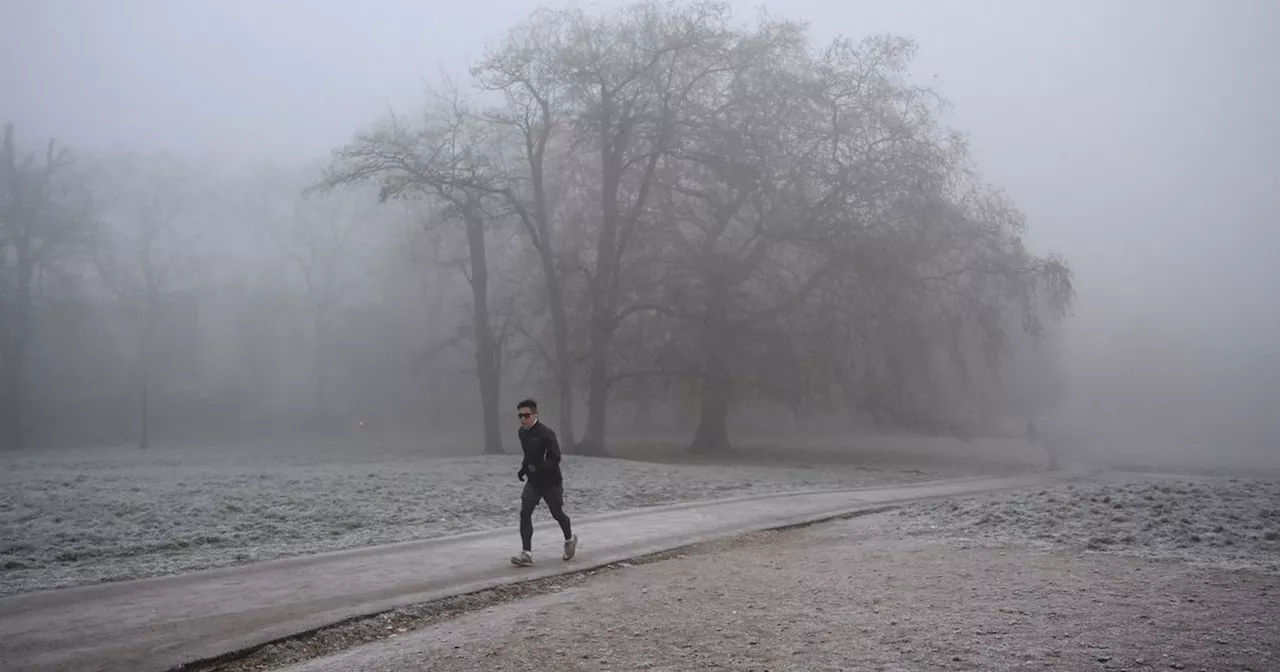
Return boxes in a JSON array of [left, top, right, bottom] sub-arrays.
[[578, 98, 626, 458], [688, 348, 734, 455], [529, 146, 577, 448], [139, 302, 158, 450], [579, 236, 618, 456], [538, 238, 577, 448], [464, 212, 504, 456], [580, 321, 611, 456], [139, 366, 151, 450], [0, 240, 33, 451], [0, 338, 24, 451], [313, 308, 330, 419]]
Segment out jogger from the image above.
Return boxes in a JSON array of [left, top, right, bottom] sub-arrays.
[[511, 398, 578, 566]]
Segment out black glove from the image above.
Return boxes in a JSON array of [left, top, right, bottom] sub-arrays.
[[517, 467, 527, 482]]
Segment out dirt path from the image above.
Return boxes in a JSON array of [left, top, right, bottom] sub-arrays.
[[282, 513, 1279, 672]]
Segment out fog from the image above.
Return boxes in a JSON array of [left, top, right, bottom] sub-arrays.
[[3, 0, 1278, 471]]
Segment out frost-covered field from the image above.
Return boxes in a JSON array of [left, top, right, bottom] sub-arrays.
[[893, 476, 1280, 574], [0, 434, 1014, 597]]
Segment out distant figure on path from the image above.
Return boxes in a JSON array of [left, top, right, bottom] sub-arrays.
[[1028, 418, 1061, 471], [511, 398, 578, 566]]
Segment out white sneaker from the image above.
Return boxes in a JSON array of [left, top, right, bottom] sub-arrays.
[[563, 534, 578, 561], [510, 550, 534, 567]]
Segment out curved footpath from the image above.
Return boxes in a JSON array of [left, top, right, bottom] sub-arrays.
[[0, 469, 1094, 672]]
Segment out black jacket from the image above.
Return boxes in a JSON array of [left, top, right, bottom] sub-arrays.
[[518, 421, 563, 488]]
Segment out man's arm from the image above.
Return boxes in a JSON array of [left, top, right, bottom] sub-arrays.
[[542, 427, 562, 467], [517, 429, 530, 479]]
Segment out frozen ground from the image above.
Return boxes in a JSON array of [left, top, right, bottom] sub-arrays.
[[891, 475, 1280, 574], [0, 432, 1025, 597], [264, 506, 1280, 672]]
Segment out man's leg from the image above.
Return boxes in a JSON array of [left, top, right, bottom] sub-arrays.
[[512, 481, 540, 566], [544, 484, 577, 560]]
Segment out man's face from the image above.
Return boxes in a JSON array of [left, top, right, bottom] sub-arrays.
[[518, 407, 537, 429]]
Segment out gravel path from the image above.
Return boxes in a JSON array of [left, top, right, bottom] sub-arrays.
[[262, 477, 1280, 672], [276, 515, 1279, 672]]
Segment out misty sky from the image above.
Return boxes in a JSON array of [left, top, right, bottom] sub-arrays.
[[4, 0, 1279, 366]]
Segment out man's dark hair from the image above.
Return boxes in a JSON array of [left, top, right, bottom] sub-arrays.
[[517, 398, 538, 412]]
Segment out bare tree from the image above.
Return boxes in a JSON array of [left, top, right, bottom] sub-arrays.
[[316, 89, 511, 455], [91, 151, 207, 449], [637, 28, 1074, 453], [481, 0, 745, 455], [257, 173, 369, 418], [472, 18, 582, 448], [0, 123, 92, 450], [303, 0, 1077, 458]]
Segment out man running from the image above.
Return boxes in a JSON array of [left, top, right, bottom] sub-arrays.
[[511, 398, 578, 566]]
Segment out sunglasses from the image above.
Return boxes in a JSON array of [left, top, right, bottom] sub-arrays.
[[517, 412, 534, 419]]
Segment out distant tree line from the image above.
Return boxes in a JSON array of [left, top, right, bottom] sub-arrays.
[[1, 1, 1074, 454]]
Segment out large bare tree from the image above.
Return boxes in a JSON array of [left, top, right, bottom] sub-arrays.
[[479, 0, 748, 455], [316, 91, 512, 455], [317, 0, 1077, 458], [627, 26, 1073, 453], [0, 124, 92, 450], [471, 17, 582, 448]]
